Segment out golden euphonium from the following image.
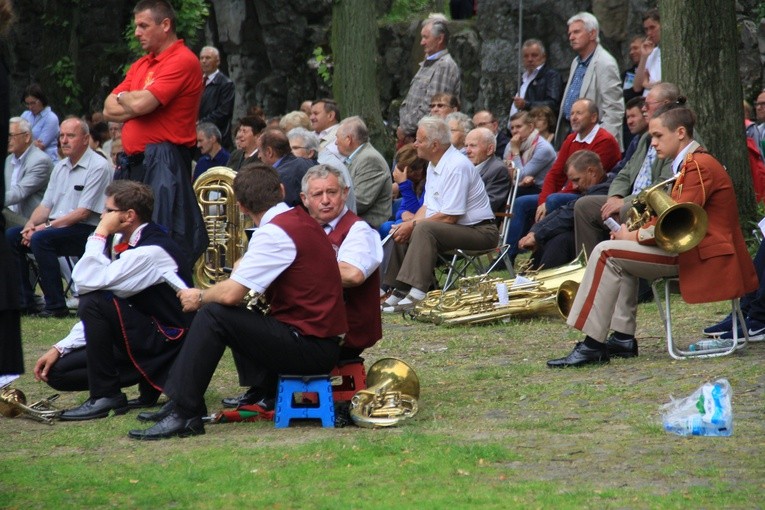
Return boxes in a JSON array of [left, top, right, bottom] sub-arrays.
[[0, 387, 62, 424], [193, 167, 252, 288], [626, 176, 708, 253], [350, 358, 419, 428]]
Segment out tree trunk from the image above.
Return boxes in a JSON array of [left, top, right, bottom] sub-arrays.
[[331, 0, 392, 161], [661, 0, 756, 226]]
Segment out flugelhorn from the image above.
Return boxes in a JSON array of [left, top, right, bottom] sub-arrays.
[[0, 387, 62, 424], [350, 358, 419, 428], [626, 176, 707, 253]]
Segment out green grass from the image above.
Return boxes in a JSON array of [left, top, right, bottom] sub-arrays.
[[2, 296, 765, 509]]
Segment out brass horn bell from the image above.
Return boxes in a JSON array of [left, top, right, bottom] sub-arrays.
[[0, 387, 62, 424], [350, 358, 420, 428], [627, 177, 708, 253]]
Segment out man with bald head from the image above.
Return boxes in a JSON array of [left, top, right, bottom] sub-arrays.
[[198, 46, 234, 149], [464, 127, 509, 213]]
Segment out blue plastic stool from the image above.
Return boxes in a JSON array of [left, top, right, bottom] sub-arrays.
[[274, 374, 335, 428]]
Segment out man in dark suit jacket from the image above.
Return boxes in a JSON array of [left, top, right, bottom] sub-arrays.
[[259, 128, 314, 206], [198, 46, 234, 150], [510, 39, 564, 118], [465, 127, 510, 213]]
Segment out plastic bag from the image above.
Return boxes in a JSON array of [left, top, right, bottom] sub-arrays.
[[660, 378, 733, 437]]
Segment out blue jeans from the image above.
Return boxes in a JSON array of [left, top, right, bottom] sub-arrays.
[[544, 192, 578, 213], [7, 223, 94, 310], [504, 194, 539, 258]]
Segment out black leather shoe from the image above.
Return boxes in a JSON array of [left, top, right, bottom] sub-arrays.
[[222, 387, 264, 408], [128, 411, 205, 440], [59, 393, 129, 421], [547, 342, 610, 368], [35, 308, 70, 319], [606, 335, 638, 358], [137, 400, 175, 422]]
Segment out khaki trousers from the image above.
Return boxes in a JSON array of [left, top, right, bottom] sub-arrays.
[[384, 221, 499, 292], [573, 195, 633, 256], [566, 240, 679, 341]]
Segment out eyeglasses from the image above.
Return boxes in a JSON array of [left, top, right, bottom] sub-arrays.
[[8, 132, 28, 138], [430, 103, 447, 108], [23, 99, 40, 107], [755, 102, 765, 108], [104, 207, 124, 213]]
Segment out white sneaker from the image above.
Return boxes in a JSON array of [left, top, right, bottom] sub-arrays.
[[66, 297, 79, 310]]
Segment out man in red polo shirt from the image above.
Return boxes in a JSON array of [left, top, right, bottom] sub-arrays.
[[103, 0, 207, 266]]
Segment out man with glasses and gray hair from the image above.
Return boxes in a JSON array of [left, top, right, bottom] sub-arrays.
[[4, 117, 53, 228], [397, 14, 461, 144]]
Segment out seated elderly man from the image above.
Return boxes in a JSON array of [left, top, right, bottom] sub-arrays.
[[4, 117, 54, 229], [335, 116, 392, 230], [287, 127, 356, 213], [7, 117, 112, 317], [382, 116, 498, 312], [464, 127, 510, 213]]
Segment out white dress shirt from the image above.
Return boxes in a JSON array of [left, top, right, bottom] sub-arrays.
[[229, 202, 297, 294]]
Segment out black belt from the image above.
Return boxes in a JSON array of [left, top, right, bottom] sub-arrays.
[[474, 219, 495, 226]]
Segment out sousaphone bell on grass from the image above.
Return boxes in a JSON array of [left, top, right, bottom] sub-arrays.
[[350, 358, 419, 428]]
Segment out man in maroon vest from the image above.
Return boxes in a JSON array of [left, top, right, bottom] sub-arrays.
[[218, 164, 383, 409], [301, 164, 383, 359], [128, 164, 348, 440]]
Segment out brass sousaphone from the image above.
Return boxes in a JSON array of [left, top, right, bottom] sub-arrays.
[[0, 387, 62, 424], [350, 358, 419, 428], [626, 176, 707, 253], [193, 167, 252, 288]]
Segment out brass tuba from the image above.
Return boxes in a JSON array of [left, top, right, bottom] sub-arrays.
[[626, 176, 708, 253], [412, 251, 588, 326], [350, 358, 419, 428], [0, 387, 62, 424], [193, 167, 252, 288]]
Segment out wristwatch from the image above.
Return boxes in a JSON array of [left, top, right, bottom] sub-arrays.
[[45, 220, 52, 229]]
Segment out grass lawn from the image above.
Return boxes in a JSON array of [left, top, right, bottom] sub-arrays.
[[1, 295, 764, 509]]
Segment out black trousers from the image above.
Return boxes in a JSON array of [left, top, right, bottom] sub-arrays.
[[79, 291, 180, 399], [164, 303, 340, 416], [47, 347, 143, 392]]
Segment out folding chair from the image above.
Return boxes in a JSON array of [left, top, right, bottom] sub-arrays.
[[653, 277, 748, 359], [437, 163, 521, 290]]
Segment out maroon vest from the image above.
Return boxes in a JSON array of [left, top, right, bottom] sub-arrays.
[[267, 207, 348, 338], [327, 211, 382, 350]]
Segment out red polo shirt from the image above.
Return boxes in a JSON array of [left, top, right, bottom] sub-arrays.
[[113, 39, 203, 154]]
